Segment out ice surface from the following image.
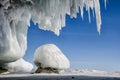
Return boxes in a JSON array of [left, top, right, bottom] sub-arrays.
[[4, 58, 33, 73], [34, 44, 70, 69], [0, 70, 120, 79], [61, 69, 107, 75], [59, 69, 120, 77], [0, 0, 105, 66]]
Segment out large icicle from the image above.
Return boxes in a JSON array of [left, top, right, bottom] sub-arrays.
[[0, 0, 105, 65]]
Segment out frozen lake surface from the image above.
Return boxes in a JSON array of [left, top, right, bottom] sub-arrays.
[[0, 74, 120, 80]]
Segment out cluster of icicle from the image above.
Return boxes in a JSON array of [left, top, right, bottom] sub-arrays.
[[0, 0, 106, 35], [0, 0, 106, 73]]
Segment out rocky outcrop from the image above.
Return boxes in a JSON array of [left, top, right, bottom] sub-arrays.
[[0, 66, 9, 74]]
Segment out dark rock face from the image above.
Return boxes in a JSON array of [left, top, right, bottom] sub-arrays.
[[0, 3, 3, 8], [0, 66, 8, 74], [35, 66, 59, 74]]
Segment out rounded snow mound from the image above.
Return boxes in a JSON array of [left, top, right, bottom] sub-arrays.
[[34, 44, 70, 69], [5, 59, 33, 73]]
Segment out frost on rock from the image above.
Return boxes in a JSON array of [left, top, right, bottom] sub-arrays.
[[34, 44, 70, 73], [4, 58, 33, 73], [0, 0, 105, 65]]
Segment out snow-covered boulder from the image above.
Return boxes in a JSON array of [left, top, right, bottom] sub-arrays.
[[34, 44, 70, 73], [4, 59, 33, 73]]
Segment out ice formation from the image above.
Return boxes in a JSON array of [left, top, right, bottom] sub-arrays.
[[4, 58, 33, 73], [0, 0, 105, 66], [0, 8, 28, 63], [62, 69, 108, 75], [34, 44, 70, 69]]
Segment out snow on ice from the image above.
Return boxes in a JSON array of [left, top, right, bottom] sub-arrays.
[[4, 58, 33, 73]]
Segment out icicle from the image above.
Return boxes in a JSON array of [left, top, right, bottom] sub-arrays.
[[104, 0, 107, 9], [94, 0, 102, 34]]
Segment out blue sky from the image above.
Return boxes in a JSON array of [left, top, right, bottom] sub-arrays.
[[24, 0, 120, 72]]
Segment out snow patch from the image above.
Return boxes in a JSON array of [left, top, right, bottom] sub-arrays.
[[4, 59, 33, 73]]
